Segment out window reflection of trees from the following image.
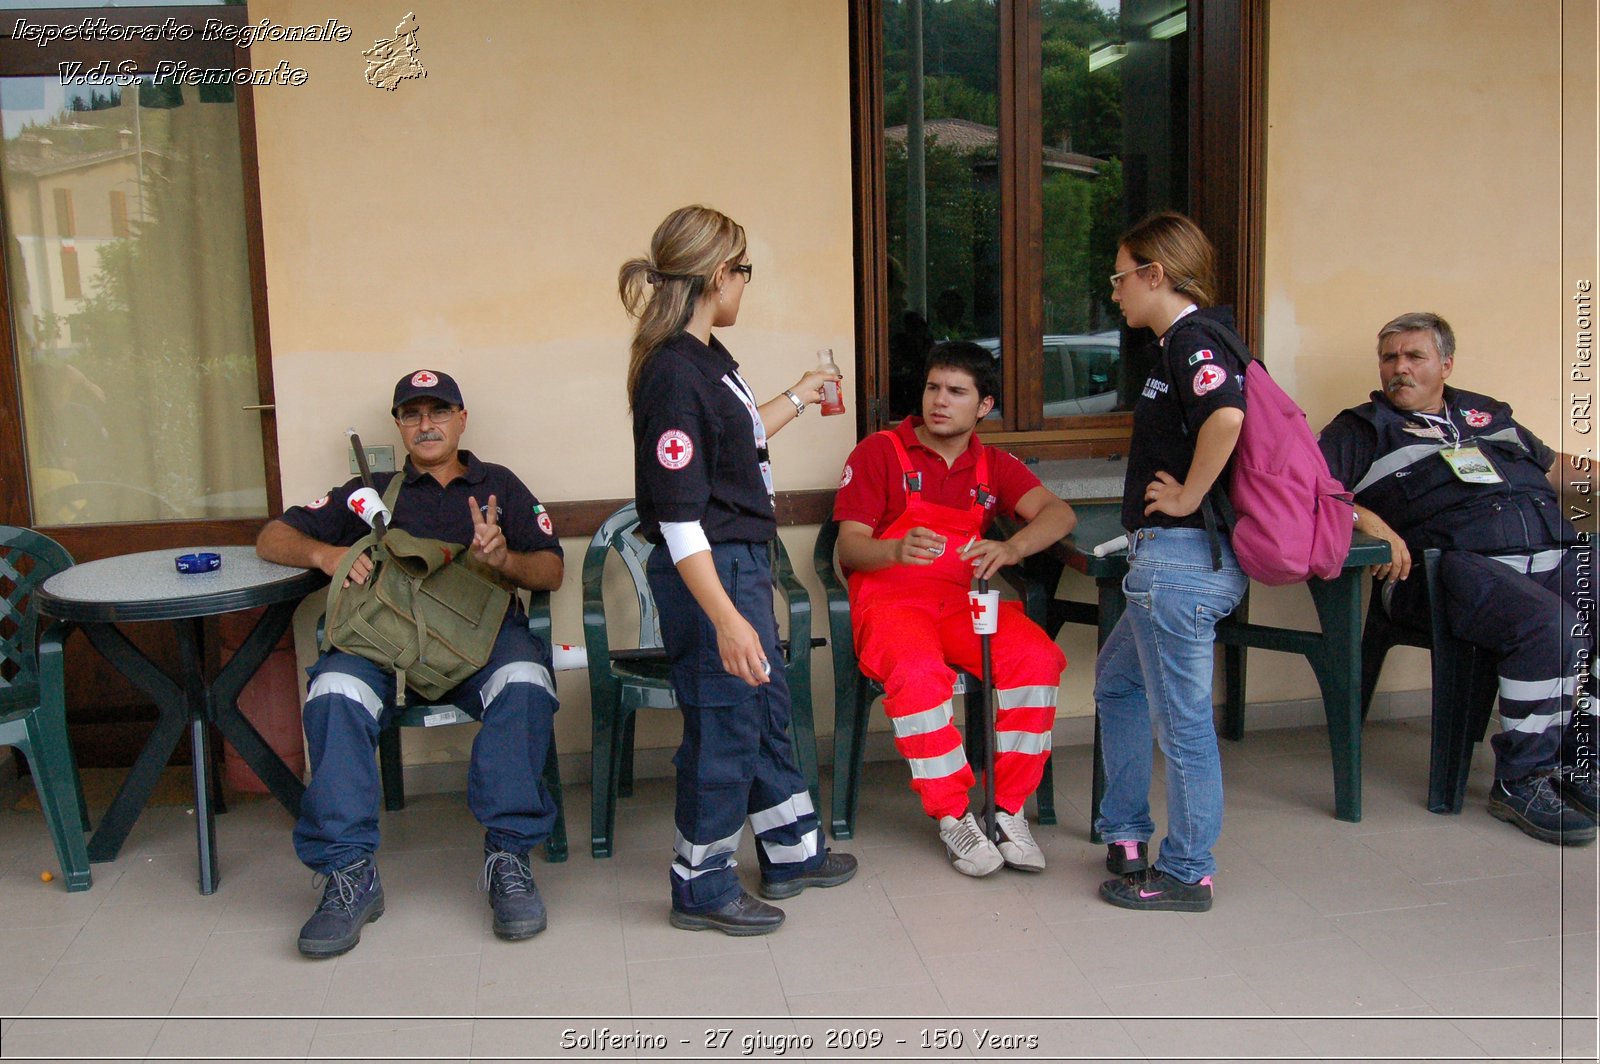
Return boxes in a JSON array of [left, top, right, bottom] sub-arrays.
[[881, 0, 1182, 425]]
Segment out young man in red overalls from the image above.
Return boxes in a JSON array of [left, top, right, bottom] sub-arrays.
[[834, 342, 1077, 875]]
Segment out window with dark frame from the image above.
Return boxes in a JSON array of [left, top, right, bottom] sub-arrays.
[[851, 0, 1264, 460]]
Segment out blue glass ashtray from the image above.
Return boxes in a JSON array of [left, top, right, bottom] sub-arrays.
[[175, 552, 222, 574]]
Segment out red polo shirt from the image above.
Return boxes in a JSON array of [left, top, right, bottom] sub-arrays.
[[833, 416, 1042, 536]]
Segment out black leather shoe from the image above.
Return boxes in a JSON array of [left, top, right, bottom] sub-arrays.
[[759, 851, 859, 900], [669, 890, 785, 936]]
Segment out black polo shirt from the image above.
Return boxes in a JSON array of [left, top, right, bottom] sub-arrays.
[[1122, 305, 1250, 533], [279, 450, 562, 557], [632, 331, 777, 545]]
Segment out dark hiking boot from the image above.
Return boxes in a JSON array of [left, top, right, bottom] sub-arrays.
[[483, 848, 547, 940], [1099, 869, 1213, 913], [1555, 765, 1600, 822], [669, 890, 785, 936], [1490, 774, 1598, 845], [298, 857, 384, 958], [760, 850, 859, 899]]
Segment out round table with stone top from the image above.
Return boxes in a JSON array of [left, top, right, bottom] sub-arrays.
[[36, 546, 327, 894]]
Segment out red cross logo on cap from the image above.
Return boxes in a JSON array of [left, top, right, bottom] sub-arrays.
[[411, 370, 438, 387], [657, 429, 694, 470]]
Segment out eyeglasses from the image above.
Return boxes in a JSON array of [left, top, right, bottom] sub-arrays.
[[1109, 262, 1157, 289], [395, 405, 460, 427], [730, 263, 753, 283]]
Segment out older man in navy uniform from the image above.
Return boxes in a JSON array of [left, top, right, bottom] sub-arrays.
[[258, 370, 564, 957], [1318, 313, 1595, 845]]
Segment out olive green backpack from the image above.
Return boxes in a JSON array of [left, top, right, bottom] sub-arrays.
[[321, 474, 511, 703]]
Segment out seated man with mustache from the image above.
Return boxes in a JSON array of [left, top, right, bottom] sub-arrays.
[[257, 370, 563, 957], [1318, 313, 1595, 845]]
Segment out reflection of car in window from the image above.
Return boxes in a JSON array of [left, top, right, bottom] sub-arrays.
[[976, 331, 1122, 418]]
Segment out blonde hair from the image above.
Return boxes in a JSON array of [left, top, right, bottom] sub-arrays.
[[1119, 211, 1219, 307], [619, 205, 747, 409]]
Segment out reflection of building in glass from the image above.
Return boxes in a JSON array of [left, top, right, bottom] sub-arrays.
[[4, 102, 151, 351], [1, 86, 267, 524]]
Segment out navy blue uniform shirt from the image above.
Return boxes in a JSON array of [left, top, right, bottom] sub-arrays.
[[1121, 305, 1250, 533], [632, 331, 777, 545], [279, 450, 562, 558], [1318, 386, 1570, 553]]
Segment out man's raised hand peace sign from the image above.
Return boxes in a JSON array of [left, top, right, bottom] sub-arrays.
[[468, 494, 507, 571]]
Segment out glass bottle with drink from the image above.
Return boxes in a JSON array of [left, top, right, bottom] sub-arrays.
[[817, 348, 845, 416]]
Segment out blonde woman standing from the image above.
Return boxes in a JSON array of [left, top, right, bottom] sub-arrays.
[[620, 205, 857, 935], [1094, 211, 1251, 913]]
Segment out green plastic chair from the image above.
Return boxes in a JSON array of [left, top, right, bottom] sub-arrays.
[[583, 502, 818, 858], [813, 516, 1057, 840], [0, 526, 91, 891], [318, 593, 568, 863]]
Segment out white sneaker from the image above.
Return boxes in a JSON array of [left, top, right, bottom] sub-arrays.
[[995, 809, 1045, 872], [938, 812, 1003, 877]]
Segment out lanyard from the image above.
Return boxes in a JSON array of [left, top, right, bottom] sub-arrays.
[[720, 372, 775, 507], [1414, 410, 1461, 449]]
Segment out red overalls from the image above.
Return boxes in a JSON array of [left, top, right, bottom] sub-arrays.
[[849, 431, 1066, 820]]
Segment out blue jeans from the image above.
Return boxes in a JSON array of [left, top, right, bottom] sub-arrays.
[[1094, 527, 1248, 883]]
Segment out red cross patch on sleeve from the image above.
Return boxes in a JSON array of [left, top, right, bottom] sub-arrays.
[[656, 429, 694, 470], [537, 511, 554, 536], [306, 493, 330, 510], [1192, 364, 1228, 396], [839, 464, 853, 488]]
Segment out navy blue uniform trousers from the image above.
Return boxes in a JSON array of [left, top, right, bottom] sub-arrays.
[[647, 542, 825, 914], [1386, 546, 1594, 780], [294, 616, 559, 873]]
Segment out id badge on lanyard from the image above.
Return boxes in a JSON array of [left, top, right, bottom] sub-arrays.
[[721, 373, 776, 507], [1416, 411, 1504, 485]]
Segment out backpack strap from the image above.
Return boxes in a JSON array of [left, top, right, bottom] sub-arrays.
[[1171, 324, 1251, 571]]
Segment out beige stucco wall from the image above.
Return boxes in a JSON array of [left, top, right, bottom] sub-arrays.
[[1255, 0, 1581, 703], [249, 1, 858, 764]]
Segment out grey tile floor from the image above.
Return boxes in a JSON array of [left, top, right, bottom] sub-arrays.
[[0, 718, 1596, 1062]]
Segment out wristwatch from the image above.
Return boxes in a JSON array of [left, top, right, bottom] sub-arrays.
[[784, 389, 806, 416]]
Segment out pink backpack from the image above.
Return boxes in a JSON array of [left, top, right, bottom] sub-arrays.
[[1227, 360, 1355, 584]]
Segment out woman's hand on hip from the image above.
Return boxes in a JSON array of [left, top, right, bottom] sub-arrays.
[[1142, 471, 1200, 518]]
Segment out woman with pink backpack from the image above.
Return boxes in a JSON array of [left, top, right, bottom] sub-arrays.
[[1093, 211, 1253, 913]]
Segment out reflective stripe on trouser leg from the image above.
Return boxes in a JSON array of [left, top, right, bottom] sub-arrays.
[[854, 600, 975, 820], [942, 603, 1067, 816], [294, 650, 396, 872], [1398, 550, 1585, 779], [446, 618, 559, 854], [656, 542, 824, 913]]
